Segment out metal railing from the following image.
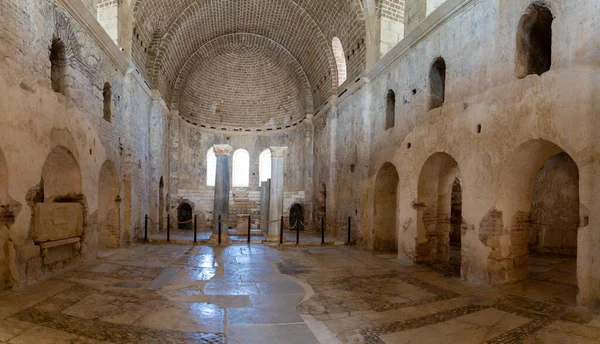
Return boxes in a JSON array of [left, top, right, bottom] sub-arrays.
[[144, 213, 356, 247]]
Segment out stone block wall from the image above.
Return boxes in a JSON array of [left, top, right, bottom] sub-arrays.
[[166, 117, 312, 232], [316, 0, 600, 307], [0, 0, 167, 289]]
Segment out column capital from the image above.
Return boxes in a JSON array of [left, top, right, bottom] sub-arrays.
[[270, 146, 288, 158], [213, 144, 234, 156]]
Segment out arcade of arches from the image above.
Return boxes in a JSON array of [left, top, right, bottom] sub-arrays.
[[0, 0, 599, 343]]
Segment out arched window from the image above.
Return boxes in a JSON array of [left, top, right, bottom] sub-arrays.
[[259, 149, 272, 186], [206, 148, 216, 186], [386, 90, 396, 130], [49, 37, 67, 95], [232, 149, 250, 187], [332, 37, 347, 86], [515, 4, 553, 79], [429, 57, 446, 110], [103, 82, 112, 122]]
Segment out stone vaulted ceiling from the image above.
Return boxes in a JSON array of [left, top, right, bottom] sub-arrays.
[[131, 0, 366, 129]]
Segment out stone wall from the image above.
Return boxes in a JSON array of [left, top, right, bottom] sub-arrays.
[[0, 0, 166, 288], [166, 117, 311, 232], [316, 0, 600, 307], [530, 152, 579, 256]]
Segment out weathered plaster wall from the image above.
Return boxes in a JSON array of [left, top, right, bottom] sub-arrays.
[[0, 0, 166, 288], [530, 152, 579, 256], [166, 117, 311, 232], [316, 0, 600, 308]]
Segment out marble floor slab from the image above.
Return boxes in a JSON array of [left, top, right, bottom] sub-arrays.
[[0, 244, 598, 344]]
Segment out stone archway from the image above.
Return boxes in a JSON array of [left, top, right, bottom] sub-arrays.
[[36, 146, 85, 265], [98, 161, 120, 248], [416, 153, 461, 266], [495, 140, 581, 295], [177, 203, 193, 230], [373, 162, 399, 252], [289, 204, 305, 231]]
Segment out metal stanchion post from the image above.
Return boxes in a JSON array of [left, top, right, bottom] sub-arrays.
[[218, 215, 222, 245], [296, 219, 300, 246], [247, 215, 251, 244], [167, 214, 171, 243], [194, 215, 197, 244], [321, 217, 325, 246], [144, 214, 148, 243], [279, 216, 284, 245], [347, 217, 351, 246]]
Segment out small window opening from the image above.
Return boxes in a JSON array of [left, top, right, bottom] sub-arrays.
[[103, 83, 112, 123], [476, 124, 482, 133], [332, 37, 347, 86], [49, 37, 67, 95], [386, 90, 396, 130], [515, 3, 553, 78], [429, 57, 446, 110]]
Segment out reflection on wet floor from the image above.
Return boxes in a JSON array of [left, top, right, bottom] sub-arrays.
[[0, 244, 598, 344]]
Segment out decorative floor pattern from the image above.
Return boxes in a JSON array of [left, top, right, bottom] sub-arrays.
[[0, 245, 598, 344]]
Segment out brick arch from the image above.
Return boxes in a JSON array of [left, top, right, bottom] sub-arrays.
[[171, 33, 314, 117], [148, 0, 335, 109], [132, 0, 366, 111], [41, 5, 83, 73]]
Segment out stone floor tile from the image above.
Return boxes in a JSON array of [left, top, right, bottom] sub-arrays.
[[227, 323, 319, 344], [227, 307, 304, 325], [204, 282, 259, 295], [255, 282, 305, 295]]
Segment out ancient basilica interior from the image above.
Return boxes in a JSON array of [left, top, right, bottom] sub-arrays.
[[0, 0, 599, 343]]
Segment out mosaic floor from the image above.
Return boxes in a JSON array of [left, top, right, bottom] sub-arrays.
[[0, 245, 599, 343]]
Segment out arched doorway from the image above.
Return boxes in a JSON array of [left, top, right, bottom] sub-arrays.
[[98, 161, 120, 248], [289, 204, 305, 231], [373, 163, 399, 252], [416, 153, 462, 274], [41, 146, 83, 202], [497, 140, 580, 302], [36, 146, 84, 263], [159, 177, 164, 232], [177, 203, 193, 230]]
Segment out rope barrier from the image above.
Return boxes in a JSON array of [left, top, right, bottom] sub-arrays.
[[177, 219, 194, 224], [284, 221, 298, 230]]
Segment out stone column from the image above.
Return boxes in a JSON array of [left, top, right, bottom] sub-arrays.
[[212, 144, 233, 234], [267, 147, 288, 241], [304, 115, 314, 228], [260, 179, 271, 232]]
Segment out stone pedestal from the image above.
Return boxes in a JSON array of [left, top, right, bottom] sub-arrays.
[[260, 180, 270, 232], [267, 147, 288, 242], [212, 144, 233, 234], [235, 214, 251, 235]]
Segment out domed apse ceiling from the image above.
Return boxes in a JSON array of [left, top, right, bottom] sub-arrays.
[[132, 0, 366, 129]]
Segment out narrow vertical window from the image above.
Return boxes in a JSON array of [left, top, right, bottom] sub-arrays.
[[386, 90, 396, 130], [232, 149, 250, 187], [429, 57, 446, 110], [515, 4, 553, 78], [49, 37, 67, 95], [259, 149, 272, 186], [332, 37, 347, 86], [103, 82, 112, 122], [206, 148, 216, 186]]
